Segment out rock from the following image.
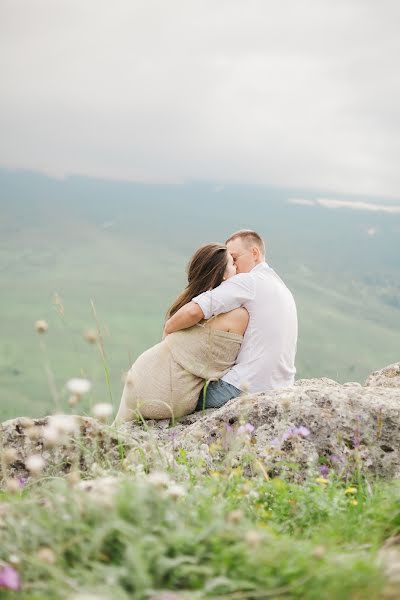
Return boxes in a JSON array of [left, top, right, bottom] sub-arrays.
[[2, 363, 400, 485], [364, 362, 400, 388], [170, 382, 400, 481], [0, 416, 122, 484]]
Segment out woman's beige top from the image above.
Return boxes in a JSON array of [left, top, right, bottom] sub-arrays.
[[114, 324, 243, 422]]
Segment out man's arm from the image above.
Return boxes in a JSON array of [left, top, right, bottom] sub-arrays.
[[164, 273, 255, 335], [164, 301, 204, 335]]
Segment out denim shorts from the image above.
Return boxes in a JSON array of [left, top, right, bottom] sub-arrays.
[[195, 380, 242, 411]]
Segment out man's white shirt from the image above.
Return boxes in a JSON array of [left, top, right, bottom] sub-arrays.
[[192, 262, 298, 393]]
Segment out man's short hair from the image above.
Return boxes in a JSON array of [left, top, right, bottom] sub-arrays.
[[225, 229, 266, 256]]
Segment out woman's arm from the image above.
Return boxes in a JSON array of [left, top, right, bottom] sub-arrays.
[[164, 301, 204, 335]]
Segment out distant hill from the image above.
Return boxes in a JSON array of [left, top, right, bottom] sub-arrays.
[[0, 168, 399, 420]]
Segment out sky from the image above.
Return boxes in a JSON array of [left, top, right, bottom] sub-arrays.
[[1, 0, 399, 199]]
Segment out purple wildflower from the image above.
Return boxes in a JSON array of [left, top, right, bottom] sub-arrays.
[[18, 477, 27, 488], [0, 565, 21, 590], [237, 423, 255, 435], [282, 426, 311, 441], [319, 465, 329, 477]]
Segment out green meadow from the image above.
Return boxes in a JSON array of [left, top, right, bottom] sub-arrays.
[[0, 168, 399, 421]]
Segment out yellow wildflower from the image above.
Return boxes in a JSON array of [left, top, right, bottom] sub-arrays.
[[350, 499, 358, 506], [315, 477, 328, 485], [345, 487, 357, 494]]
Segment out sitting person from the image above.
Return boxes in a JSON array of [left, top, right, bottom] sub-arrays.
[[164, 229, 298, 410], [113, 243, 248, 424]]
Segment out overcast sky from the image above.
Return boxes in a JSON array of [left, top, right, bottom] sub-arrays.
[[1, 0, 399, 199]]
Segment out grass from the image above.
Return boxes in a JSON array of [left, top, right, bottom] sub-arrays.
[[1, 459, 399, 599]]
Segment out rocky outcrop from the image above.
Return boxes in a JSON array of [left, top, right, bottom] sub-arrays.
[[364, 362, 400, 388], [1, 363, 399, 485]]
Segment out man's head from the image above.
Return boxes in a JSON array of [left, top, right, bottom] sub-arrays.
[[225, 229, 266, 273]]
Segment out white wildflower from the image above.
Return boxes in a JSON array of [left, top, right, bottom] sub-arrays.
[[41, 425, 61, 447], [48, 414, 79, 435], [25, 454, 45, 475], [66, 378, 92, 396], [91, 403, 113, 422], [35, 319, 48, 333]]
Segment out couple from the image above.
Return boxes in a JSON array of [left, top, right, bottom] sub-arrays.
[[114, 229, 298, 424]]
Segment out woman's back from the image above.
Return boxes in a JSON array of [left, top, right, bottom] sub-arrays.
[[113, 322, 243, 423]]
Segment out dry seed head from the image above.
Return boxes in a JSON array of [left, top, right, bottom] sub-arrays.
[[2, 447, 18, 465], [41, 425, 61, 448], [227, 509, 243, 524], [68, 394, 80, 407], [48, 414, 79, 435], [25, 425, 40, 441], [35, 319, 48, 333], [66, 470, 80, 486], [5, 478, 20, 493], [167, 484, 186, 500], [84, 329, 98, 344], [37, 547, 56, 565], [245, 530, 263, 548], [92, 403, 113, 422], [25, 454, 45, 475], [66, 378, 92, 396]]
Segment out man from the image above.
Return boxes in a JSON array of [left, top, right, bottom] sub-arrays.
[[164, 229, 298, 409]]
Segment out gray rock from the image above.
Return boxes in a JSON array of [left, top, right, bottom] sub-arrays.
[[364, 362, 400, 388], [2, 363, 400, 485]]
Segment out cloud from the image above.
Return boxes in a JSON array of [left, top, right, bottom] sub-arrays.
[[0, 0, 399, 198], [288, 197, 400, 213]]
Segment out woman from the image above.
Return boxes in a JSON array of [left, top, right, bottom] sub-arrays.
[[113, 243, 248, 423]]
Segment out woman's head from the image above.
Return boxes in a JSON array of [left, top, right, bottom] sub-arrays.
[[167, 243, 236, 318]]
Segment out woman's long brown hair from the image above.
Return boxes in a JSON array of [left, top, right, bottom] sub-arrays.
[[167, 243, 229, 319]]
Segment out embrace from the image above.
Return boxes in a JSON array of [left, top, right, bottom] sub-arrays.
[[114, 229, 298, 424]]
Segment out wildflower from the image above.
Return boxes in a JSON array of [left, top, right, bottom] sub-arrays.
[[350, 499, 358, 506], [66, 378, 92, 396], [35, 319, 48, 333], [282, 425, 310, 441], [237, 423, 255, 435], [8, 555, 20, 566], [0, 565, 21, 590], [345, 487, 357, 495], [92, 403, 113, 422], [84, 329, 98, 344], [315, 477, 328, 485], [25, 454, 45, 475], [36, 547, 56, 565], [319, 465, 329, 478], [167, 484, 186, 500], [42, 425, 61, 448], [48, 414, 79, 435], [2, 447, 18, 465]]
